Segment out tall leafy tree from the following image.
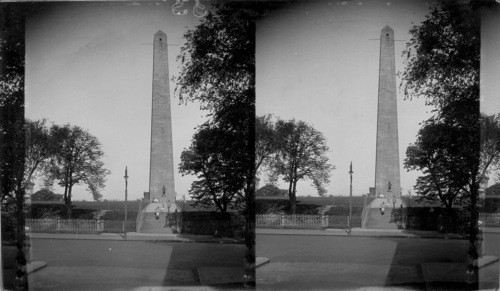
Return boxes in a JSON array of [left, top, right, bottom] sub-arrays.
[[179, 123, 246, 213], [44, 124, 109, 218], [270, 119, 333, 214], [175, 2, 258, 286], [400, 1, 481, 287], [0, 5, 25, 211], [405, 117, 472, 212], [0, 4, 29, 288]]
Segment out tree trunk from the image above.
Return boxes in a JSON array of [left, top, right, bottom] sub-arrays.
[[15, 185, 28, 287], [290, 180, 298, 214], [66, 185, 73, 219], [466, 182, 479, 290], [243, 182, 255, 288], [243, 68, 256, 288], [63, 185, 68, 204]]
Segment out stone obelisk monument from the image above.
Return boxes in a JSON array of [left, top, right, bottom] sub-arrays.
[[149, 30, 175, 205], [374, 26, 401, 199]]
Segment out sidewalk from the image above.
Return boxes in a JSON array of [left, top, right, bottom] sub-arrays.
[[28, 232, 243, 244], [25, 232, 247, 288], [256, 227, 467, 239]]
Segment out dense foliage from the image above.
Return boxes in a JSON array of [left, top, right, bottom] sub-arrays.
[[32, 189, 62, 201], [0, 5, 25, 214], [402, 2, 480, 210], [179, 124, 246, 213]]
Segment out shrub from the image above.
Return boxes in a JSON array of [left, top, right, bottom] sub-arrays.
[[30, 204, 65, 218], [397, 207, 470, 234], [256, 200, 321, 214], [100, 210, 138, 221], [256, 184, 287, 197], [103, 220, 136, 233], [324, 206, 364, 216], [1, 212, 16, 242], [172, 211, 244, 238]]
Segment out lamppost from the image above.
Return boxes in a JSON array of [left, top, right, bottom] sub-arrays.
[[348, 162, 353, 236], [124, 166, 128, 239]]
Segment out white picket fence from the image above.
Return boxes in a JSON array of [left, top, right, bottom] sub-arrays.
[[256, 214, 329, 228], [26, 219, 104, 233], [480, 213, 500, 226]]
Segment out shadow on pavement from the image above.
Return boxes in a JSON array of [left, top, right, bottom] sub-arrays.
[[162, 240, 246, 288], [384, 231, 499, 290], [401, 229, 466, 239]]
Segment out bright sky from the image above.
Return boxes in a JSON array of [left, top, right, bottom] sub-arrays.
[[26, 2, 205, 201], [481, 5, 500, 116], [481, 4, 500, 185], [24, 1, 495, 201], [256, 0, 435, 197]]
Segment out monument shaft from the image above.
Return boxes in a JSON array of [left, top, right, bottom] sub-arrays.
[[149, 31, 175, 203], [374, 26, 401, 198]]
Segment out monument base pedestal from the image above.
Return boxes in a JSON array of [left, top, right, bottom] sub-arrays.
[[144, 201, 179, 213]]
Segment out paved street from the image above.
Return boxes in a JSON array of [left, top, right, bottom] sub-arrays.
[[26, 238, 245, 290], [256, 234, 498, 290]]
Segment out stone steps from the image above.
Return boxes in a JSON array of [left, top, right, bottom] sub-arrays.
[[364, 198, 402, 229], [140, 212, 173, 234], [365, 208, 398, 229]]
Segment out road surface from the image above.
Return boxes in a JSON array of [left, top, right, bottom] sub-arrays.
[[26, 238, 245, 290], [256, 234, 498, 290]]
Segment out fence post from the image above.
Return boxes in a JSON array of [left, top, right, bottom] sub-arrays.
[[281, 214, 285, 229]]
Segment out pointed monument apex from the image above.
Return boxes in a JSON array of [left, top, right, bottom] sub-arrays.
[[155, 30, 167, 36]]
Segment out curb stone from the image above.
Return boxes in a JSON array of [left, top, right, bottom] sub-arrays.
[[255, 257, 270, 268], [29, 232, 244, 244], [26, 261, 47, 274]]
